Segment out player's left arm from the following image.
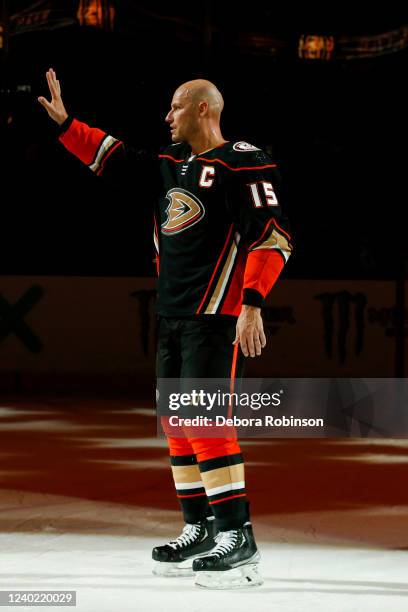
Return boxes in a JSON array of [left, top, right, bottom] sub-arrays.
[[229, 155, 293, 357]]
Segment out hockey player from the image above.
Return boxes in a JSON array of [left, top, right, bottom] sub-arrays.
[[38, 69, 292, 589]]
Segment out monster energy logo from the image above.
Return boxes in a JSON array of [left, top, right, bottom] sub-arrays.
[[315, 291, 367, 363]]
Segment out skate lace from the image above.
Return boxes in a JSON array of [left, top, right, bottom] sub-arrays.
[[168, 523, 202, 550], [208, 529, 239, 558]]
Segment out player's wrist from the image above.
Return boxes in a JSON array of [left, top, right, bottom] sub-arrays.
[[58, 115, 73, 134], [57, 112, 69, 126], [242, 288, 264, 308], [241, 304, 261, 312]]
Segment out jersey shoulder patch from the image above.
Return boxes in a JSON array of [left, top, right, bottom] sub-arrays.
[[232, 141, 261, 152], [217, 141, 275, 170]]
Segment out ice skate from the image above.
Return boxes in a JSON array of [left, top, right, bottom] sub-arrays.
[[193, 522, 263, 589], [152, 516, 217, 577]]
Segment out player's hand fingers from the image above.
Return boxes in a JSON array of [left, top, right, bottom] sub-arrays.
[[239, 332, 249, 357], [46, 70, 54, 96], [246, 332, 256, 358], [46, 70, 58, 101], [254, 334, 262, 356], [260, 327, 267, 348], [240, 330, 254, 358], [37, 96, 52, 112], [51, 69, 61, 95], [46, 69, 60, 100], [233, 325, 239, 345]]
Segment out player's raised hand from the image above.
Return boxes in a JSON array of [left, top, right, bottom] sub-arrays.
[[38, 68, 68, 125]]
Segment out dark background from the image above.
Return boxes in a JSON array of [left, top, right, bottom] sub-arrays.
[[1, 2, 407, 280]]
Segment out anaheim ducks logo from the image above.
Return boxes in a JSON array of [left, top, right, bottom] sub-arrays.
[[233, 141, 260, 152], [161, 188, 205, 235]]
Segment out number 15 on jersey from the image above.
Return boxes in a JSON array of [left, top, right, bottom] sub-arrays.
[[247, 182, 278, 207]]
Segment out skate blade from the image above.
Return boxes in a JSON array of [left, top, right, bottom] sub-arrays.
[[195, 562, 263, 590], [152, 559, 194, 577]]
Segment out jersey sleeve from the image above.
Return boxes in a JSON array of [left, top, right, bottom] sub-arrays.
[[58, 116, 156, 185], [226, 149, 293, 308]]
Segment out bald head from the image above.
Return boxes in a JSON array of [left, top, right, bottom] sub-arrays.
[[174, 79, 224, 116], [165, 79, 226, 149]]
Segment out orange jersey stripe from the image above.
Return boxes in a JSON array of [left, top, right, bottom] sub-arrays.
[[228, 343, 239, 420], [196, 158, 277, 172], [209, 493, 246, 505], [158, 154, 185, 163], [177, 492, 207, 499]]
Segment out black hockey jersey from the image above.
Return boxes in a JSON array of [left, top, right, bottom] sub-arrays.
[[59, 118, 293, 317]]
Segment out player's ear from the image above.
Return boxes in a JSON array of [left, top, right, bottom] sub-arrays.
[[198, 100, 208, 116]]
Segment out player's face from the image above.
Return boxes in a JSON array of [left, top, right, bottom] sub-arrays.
[[165, 90, 199, 143]]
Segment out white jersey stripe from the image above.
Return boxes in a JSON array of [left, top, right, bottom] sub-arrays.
[[206, 480, 246, 497], [89, 135, 119, 173], [175, 480, 205, 490], [206, 232, 241, 315]]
